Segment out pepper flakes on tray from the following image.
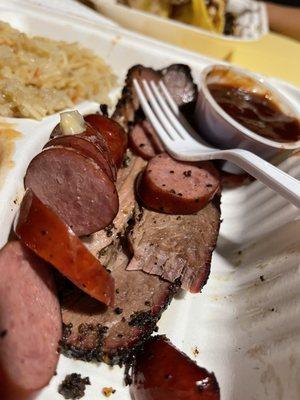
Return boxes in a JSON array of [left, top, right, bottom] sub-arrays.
[[58, 373, 90, 399], [137, 153, 220, 215]]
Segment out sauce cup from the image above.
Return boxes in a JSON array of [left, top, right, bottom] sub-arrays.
[[194, 64, 300, 173]]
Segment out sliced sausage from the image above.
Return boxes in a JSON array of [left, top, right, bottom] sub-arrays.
[[49, 121, 117, 181], [137, 153, 220, 215], [50, 122, 61, 139], [15, 190, 114, 306], [130, 336, 220, 400], [44, 135, 115, 181], [129, 120, 164, 160], [78, 124, 117, 181], [129, 122, 156, 160], [24, 146, 119, 236], [84, 114, 128, 168], [142, 120, 164, 152], [0, 241, 61, 400]]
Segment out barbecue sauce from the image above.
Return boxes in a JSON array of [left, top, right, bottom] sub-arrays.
[[208, 83, 300, 143]]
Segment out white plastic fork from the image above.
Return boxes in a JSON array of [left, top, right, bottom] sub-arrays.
[[133, 79, 300, 209]]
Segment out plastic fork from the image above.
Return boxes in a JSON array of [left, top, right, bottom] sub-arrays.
[[133, 79, 300, 209]]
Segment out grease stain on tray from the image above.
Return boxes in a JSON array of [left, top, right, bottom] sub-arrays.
[[0, 121, 21, 188], [260, 364, 283, 400], [107, 34, 122, 58]]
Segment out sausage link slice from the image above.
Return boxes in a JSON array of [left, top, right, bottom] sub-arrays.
[[129, 120, 163, 160], [44, 135, 115, 181], [50, 122, 117, 181], [137, 153, 220, 214], [15, 190, 114, 306], [130, 336, 220, 400], [24, 147, 119, 236], [0, 241, 61, 399], [84, 114, 128, 168], [79, 124, 117, 181]]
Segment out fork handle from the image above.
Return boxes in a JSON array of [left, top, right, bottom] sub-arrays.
[[221, 149, 300, 208]]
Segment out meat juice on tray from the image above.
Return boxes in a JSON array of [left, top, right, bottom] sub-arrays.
[[0, 61, 222, 400]]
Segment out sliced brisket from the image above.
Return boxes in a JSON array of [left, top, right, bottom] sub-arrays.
[[59, 64, 221, 366], [60, 243, 176, 365], [60, 197, 221, 364], [161, 64, 197, 115], [60, 154, 177, 364], [112, 65, 160, 128], [113, 64, 197, 129], [127, 199, 221, 292]]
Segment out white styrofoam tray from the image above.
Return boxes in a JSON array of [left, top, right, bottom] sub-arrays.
[[0, 1, 299, 399], [92, 0, 269, 41], [25, 0, 117, 27]]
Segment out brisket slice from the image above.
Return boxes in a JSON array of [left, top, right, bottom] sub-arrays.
[[59, 244, 177, 365], [59, 199, 221, 365], [59, 154, 177, 365], [112, 65, 160, 129], [112, 64, 197, 129], [60, 155, 220, 364], [59, 64, 220, 366], [127, 198, 221, 292], [161, 64, 197, 115]]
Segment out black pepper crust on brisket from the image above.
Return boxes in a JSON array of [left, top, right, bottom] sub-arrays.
[[112, 64, 197, 128], [59, 245, 178, 365], [112, 65, 160, 128]]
